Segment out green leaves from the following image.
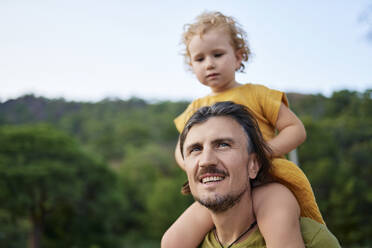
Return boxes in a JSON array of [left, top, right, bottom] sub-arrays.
[[296, 91, 372, 247], [0, 124, 128, 248], [0, 91, 371, 247]]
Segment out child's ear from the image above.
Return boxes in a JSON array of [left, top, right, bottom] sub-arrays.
[[235, 49, 243, 71], [247, 153, 260, 179]]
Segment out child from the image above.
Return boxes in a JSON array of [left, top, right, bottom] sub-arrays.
[[162, 11, 324, 248]]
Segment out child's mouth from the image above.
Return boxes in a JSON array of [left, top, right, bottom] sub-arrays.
[[207, 73, 219, 79]]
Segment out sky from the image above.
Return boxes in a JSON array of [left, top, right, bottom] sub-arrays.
[[1, 0, 372, 102]]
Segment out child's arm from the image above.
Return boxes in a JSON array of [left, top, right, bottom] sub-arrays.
[[268, 103, 306, 157], [253, 183, 305, 248], [161, 201, 214, 248]]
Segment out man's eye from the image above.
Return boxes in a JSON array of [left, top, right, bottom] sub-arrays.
[[217, 143, 230, 148], [190, 146, 201, 153]]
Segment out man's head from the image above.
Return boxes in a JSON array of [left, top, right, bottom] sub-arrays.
[[180, 101, 272, 212]]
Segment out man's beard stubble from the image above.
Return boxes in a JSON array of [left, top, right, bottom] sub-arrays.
[[193, 184, 248, 213], [192, 165, 251, 213]]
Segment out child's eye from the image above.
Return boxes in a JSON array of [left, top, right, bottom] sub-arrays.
[[195, 57, 204, 62], [214, 53, 223, 58]]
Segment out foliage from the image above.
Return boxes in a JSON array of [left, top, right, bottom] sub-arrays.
[[119, 143, 192, 244], [0, 124, 129, 248], [0, 89, 371, 247], [297, 90, 372, 247]]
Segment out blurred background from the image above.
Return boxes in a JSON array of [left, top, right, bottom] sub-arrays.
[[0, 1, 371, 247]]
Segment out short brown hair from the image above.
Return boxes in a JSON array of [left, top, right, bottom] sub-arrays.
[[182, 11, 251, 72]]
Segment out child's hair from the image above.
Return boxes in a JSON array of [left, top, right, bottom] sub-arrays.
[[182, 11, 251, 72]]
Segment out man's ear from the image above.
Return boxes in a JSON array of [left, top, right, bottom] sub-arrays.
[[247, 153, 260, 179]]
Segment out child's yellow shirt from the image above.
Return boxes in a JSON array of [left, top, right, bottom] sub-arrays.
[[175, 84, 286, 141], [174, 83, 325, 224]]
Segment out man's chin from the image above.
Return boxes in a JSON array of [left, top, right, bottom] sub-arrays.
[[193, 190, 246, 213]]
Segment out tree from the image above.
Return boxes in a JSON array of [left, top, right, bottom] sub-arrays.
[[119, 143, 192, 245], [0, 124, 127, 248], [299, 91, 372, 246]]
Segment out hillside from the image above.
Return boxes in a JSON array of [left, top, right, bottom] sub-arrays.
[[0, 90, 371, 247]]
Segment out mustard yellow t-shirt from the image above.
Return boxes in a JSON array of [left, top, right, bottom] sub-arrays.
[[174, 83, 325, 224], [174, 84, 287, 142]]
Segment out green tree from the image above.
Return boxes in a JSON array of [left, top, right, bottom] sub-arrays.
[[0, 124, 128, 248], [119, 143, 191, 245], [299, 91, 372, 247]]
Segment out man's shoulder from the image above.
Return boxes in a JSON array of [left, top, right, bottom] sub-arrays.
[[300, 217, 341, 248]]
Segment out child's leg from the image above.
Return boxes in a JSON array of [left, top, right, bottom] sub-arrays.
[[161, 201, 214, 248], [252, 183, 305, 248], [271, 158, 324, 224]]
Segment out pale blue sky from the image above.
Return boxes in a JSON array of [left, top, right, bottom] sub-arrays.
[[1, 0, 371, 102]]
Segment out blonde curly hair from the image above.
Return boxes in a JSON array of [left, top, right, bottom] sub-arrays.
[[182, 11, 251, 72]]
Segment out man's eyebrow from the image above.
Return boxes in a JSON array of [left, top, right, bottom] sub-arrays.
[[185, 142, 201, 151], [211, 138, 235, 144], [184, 138, 235, 151]]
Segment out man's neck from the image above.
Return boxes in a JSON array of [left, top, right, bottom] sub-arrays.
[[210, 193, 256, 246]]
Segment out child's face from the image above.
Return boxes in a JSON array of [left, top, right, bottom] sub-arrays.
[[188, 28, 242, 93]]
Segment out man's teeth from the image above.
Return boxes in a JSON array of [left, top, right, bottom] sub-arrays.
[[202, 176, 223, 184]]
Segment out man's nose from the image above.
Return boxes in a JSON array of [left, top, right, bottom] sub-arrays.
[[199, 147, 217, 167]]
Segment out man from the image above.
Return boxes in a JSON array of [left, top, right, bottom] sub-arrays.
[[179, 101, 340, 248]]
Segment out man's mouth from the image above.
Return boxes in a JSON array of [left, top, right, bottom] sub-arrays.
[[201, 175, 224, 184], [197, 167, 228, 184]]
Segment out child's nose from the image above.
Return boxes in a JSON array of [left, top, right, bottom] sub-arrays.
[[205, 57, 215, 70]]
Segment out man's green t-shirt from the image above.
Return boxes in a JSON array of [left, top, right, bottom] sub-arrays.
[[199, 217, 340, 248]]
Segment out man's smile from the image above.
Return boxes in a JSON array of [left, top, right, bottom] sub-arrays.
[[197, 167, 228, 185], [200, 174, 225, 184]]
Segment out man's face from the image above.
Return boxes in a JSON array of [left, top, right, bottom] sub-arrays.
[[182, 116, 257, 212]]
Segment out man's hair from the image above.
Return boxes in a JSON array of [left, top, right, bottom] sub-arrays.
[[182, 11, 251, 72], [180, 101, 273, 190]]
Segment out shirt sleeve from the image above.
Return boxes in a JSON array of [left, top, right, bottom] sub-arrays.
[[174, 101, 198, 133], [300, 218, 341, 248], [308, 225, 341, 248], [174, 112, 187, 133], [255, 84, 289, 126]]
